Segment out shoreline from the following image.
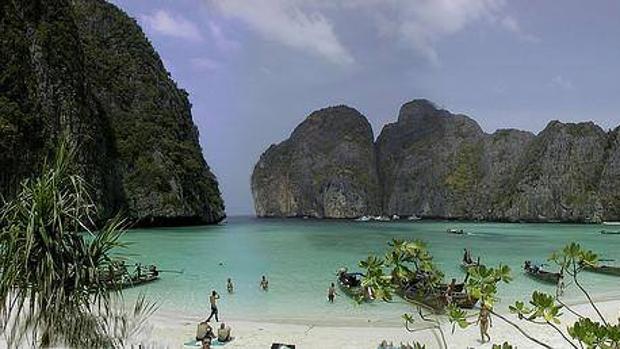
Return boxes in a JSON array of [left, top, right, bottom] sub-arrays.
[[136, 297, 620, 348]]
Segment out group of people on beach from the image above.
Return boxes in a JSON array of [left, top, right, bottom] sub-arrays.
[[195, 275, 271, 348]]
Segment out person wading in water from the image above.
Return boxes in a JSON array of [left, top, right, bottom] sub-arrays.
[[206, 290, 220, 322], [260, 275, 269, 291], [226, 278, 234, 294], [327, 282, 338, 303]]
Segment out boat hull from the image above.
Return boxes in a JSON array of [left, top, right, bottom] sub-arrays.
[[583, 265, 620, 277], [524, 269, 560, 284], [397, 283, 478, 313]]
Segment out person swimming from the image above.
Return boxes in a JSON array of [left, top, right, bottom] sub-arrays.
[[260, 275, 269, 291]]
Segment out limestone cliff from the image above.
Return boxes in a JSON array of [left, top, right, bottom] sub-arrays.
[[251, 106, 380, 218], [0, 0, 225, 226], [253, 99, 619, 222]]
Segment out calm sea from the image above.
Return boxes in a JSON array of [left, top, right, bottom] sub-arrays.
[[121, 217, 620, 325]]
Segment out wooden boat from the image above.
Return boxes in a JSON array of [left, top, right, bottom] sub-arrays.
[[600, 230, 620, 235], [103, 264, 160, 290], [118, 274, 160, 289], [523, 261, 560, 284], [460, 260, 480, 272], [398, 281, 478, 312], [602, 221, 620, 226], [582, 264, 620, 277], [447, 229, 465, 235], [337, 271, 372, 301]]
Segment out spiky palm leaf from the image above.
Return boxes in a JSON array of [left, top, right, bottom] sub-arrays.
[[0, 140, 155, 348]]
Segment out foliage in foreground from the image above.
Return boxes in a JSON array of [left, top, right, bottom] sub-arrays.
[[0, 140, 156, 348], [453, 242, 620, 349], [357, 239, 619, 349]]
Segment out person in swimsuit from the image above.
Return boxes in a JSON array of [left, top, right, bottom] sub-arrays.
[[477, 303, 492, 343], [227, 278, 234, 294], [260, 275, 269, 291], [327, 283, 337, 303], [206, 290, 220, 322]]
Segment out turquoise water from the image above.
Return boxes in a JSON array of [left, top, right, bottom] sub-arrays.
[[121, 217, 620, 324]]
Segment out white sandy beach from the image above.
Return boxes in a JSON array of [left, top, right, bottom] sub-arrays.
[[135, 299, 620, 349]]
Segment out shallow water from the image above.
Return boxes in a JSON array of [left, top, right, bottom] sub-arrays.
[[120, 217, 620, 324]]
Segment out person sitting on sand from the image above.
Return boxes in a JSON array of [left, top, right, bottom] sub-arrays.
[[196, 320, 214, 342], [260, 275, 269, 291], [477, 303, 492, 343], [217, 322, 232, 342], [327, 282, 337, 303], [227, 278, 234, 294]]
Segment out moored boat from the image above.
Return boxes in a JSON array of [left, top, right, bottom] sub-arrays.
[[582, 263, 620, 277], [460, 260, 480, 272], [117, 274, 160, 289], [355, 215, 371, 222], [602, 221, 620, 226], [398, 281, 478, 312], [337, 269, 372, 301], [600, 230, 620, 235], [523, 261, 561, 284], [104, 263, 160, 290]]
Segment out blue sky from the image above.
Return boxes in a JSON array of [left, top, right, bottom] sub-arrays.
[[109, 0, 620, 215]]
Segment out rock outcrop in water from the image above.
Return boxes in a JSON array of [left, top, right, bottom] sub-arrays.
[[251, 106, 380, 218], [0, 0, 225, 226], [252, 99, 620, 222]]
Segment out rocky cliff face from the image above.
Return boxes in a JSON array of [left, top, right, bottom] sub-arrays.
[[0, 0, 225, 226], [251, 106, 380, 218], [499, 121, 608, 222], [253, 99, 620, 222], [599, 127, 620, 220], [376, 99, 487, 218]]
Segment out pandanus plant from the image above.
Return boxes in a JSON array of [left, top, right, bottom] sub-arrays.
[[0, 140, 156, 348]]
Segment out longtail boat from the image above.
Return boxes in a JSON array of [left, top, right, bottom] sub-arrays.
[[336, 270, 372, 302], [582, 261, 620, 277], [103, 264, 160, 290], [397, 280, 478, 313], [600, 230, 620, 235], [523, 261, 561, 284]]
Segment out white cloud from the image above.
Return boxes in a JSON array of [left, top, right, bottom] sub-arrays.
[[551, 75, 574, 90], [209, 0, 354, 66], [500, 15, 540, 43], [352, 0, 507, 65], [209, 21, 241, 51], [191, 57, 222, 72], [207, 0, 536, 66], [140, 10, 203, 42]]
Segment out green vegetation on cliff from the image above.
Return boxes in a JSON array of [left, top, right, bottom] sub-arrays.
[[0, 0, 225, 226]]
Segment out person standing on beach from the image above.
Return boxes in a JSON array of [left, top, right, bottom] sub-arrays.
[[226, 278, 234, 294], [477, 303, 492, 343], [206, 290, 220, 322], [260, 275, 269, 291], [327, 283, 337, 303]]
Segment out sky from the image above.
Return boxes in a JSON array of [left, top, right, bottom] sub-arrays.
[[109, 0, 620, 215]]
